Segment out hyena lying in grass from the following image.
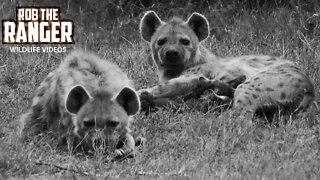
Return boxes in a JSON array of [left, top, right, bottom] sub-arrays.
[[139, 11, 315, 117], [20, 50, 141, 159]]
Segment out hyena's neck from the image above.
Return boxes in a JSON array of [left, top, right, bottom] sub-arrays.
[[198, 45, 218, 63], [159, 69, 184, 82]]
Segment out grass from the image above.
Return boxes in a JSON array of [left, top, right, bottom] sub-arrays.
[[0, 0, 320, 179]]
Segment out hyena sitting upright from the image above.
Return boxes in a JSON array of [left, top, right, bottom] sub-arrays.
[[139, 11, 315, 117], [20, 50, 140, 159]]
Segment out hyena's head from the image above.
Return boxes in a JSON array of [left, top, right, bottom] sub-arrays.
[[65, 85, 140, 139], [140, 11, 209, 71]]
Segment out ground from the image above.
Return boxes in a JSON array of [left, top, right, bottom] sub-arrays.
[[0, 0, 320, 179]]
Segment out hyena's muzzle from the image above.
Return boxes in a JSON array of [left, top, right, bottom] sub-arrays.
[[158, 45, 188, 70], [73, 117, 123, 152]]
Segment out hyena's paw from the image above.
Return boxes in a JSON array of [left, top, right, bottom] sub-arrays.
[[111, 148, 135, 161], [198, 77, 235, 98], [110, 135, 145, 161], [201, 91, 232, 104], [110, 138, 146, 161], [139, 91, 156, 111], [227, 75, 246, 88]]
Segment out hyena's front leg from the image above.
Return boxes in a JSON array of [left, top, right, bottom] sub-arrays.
[[139, 75, 204, 111], [143, 75, 203, 98], [20, 104, 46, 140], [138, 75, 237, 111], [139, 91, 181, 112]]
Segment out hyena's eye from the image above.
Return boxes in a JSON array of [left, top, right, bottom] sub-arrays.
[[180, 39, 190, 46], [157, 38, 167, 46], [107, 120, 119, 128], [83, 119, 95, 127]]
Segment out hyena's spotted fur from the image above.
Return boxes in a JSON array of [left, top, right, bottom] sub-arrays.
[[20, 50, 140, 158], [139, 11, 315, 116]]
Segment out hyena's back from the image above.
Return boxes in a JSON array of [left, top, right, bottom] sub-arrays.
[[20, 50, 134, 138], [233, 63, 315, 115]]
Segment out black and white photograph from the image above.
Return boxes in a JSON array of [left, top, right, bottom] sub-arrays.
[[0, 0, 319, 179]]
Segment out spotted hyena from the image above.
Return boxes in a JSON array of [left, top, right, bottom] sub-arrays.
[[139, 11, 315, 116], [20, 50, 140, 159]]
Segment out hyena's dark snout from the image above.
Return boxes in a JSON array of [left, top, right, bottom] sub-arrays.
[[165, 50, 179, 59], [161, 46, 184, 65]]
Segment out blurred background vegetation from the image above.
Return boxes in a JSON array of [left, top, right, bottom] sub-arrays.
[[1, 0, 319, 48], [0, 1, 319, 178], [1, 0, 319, 87]]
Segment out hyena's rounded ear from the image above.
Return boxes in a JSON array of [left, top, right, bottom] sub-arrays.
[[140, 11, 164, 42], [66, 85, 91, 114], [186, 12, 210, 42], [116, 87, 140, 116]]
